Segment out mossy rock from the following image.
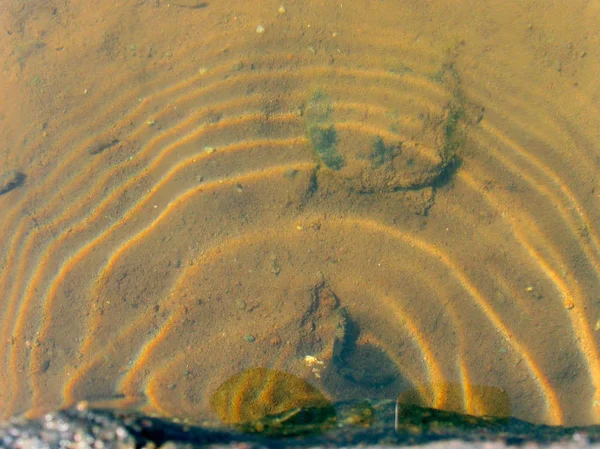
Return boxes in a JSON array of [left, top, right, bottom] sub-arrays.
[[303, 64, 467, 193]]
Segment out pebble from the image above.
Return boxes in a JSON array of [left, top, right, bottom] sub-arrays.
[[87, 139, 119, 155], [243, 334, 256, 342]]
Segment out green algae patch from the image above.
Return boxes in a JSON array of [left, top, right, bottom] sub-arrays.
[[305, 91, 345, 171], [369, 136, 402, 168], [308, 125, 344, 170]]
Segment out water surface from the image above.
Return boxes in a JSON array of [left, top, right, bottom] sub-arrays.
[[0, 0, 599, 427]]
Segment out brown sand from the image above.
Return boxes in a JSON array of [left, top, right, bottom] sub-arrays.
[[0, 0, 599, 427]]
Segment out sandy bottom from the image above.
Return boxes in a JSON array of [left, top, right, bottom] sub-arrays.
[[0, 0, 599, 427]]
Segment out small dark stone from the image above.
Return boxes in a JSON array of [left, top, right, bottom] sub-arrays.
[[87, 139, 120, 155], [0, 170, 26, 195], [170, 1, 209, 8], [40, 359, 51, 373]]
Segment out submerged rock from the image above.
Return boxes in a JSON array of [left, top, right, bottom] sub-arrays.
[[210, 367, 336, 436], [303, 68, 465, 194]]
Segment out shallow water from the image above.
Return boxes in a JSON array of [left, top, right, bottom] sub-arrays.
[[0, 0, 599, 427]]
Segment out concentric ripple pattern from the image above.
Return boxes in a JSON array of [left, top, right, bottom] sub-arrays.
[[0, 0, 599, 427]]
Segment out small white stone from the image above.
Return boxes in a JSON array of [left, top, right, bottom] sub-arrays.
[[256, 25, 265, 34], [304, 355, 324, 366]]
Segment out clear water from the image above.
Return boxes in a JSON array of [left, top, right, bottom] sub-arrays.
[[0, 0, 599, 428]]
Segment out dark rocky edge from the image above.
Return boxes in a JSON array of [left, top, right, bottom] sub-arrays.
[[3, 401, 600, 449]]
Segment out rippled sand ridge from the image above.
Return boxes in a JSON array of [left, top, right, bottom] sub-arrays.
[[0, 0, 599, 427]]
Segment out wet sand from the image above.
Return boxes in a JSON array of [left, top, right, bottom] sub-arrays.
[[0, 0, 599, 426]]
